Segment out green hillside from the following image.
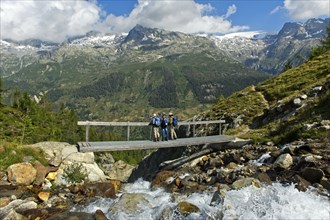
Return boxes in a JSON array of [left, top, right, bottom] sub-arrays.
[[35, 52, 268, 121], [204, 50, 330, 144], [2, 27, 270, 122]]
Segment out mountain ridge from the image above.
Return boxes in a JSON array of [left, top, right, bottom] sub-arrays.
[[0, 18, 328, 121]]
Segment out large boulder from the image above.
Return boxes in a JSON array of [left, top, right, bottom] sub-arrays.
[[27, 142, 107, 185], [0, 199, 37, 219], [109, 193, 151, 214], [6, 163, 37, 185], [273, 153, 293, 169], [29, 142, 94, 165], [301, 167, 324, 183]]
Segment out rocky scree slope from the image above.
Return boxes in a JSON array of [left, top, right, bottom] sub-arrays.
[[213, 18, 330, 73]]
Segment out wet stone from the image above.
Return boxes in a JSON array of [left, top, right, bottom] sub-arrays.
[[301, 167, 324, 183], [177, 201, 200, 216], [294, 175, 311, 192]]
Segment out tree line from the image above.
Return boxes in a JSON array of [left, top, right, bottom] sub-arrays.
[[0, 80, 83, 144]]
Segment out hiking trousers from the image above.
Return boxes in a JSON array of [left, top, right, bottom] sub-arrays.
[[169, 126, 177, 140], [161, 128, 168, 141], [153, 126, 160, 141]]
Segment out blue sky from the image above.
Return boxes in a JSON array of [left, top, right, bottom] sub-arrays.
[[1, 0, 329, 42], [98, 0, 288, 33]]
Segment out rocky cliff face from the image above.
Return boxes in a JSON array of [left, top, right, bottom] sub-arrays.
[[214, 18, 329, 73]]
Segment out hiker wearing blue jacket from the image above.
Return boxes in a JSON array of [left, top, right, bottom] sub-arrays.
[[168, 112, 177, 140], [149, 113, 160, 141], [160, 113, 169, 141]]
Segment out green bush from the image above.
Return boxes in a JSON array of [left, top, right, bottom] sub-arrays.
[[0, 141, 48, 171], [63, 163, 88, 184]]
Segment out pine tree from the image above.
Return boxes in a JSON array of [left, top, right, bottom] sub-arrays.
[[310, 25, 330, 59]]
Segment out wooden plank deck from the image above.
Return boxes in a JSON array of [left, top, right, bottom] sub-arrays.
[[77, 135, 247, 152]]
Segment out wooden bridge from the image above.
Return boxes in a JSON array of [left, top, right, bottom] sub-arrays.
[[77, 120, 250, 152]]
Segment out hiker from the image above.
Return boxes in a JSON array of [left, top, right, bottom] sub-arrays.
[[160, 113, 169, 141], [168, 112, 177, 140], [149, 113, 160, 141]]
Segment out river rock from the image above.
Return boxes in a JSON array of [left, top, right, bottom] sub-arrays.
[[95, 209, 108, 220], [0, 199, 37, 219], [294, 175, 311, 191], [231, 177, 261, 190], [109, 193, 151, 214], [301, 167, 324, 183], [108, 179, 121, 193], [46, 210, 95, 220], [38, 191, 51, 202], [151, 170, 176, 188], [107, 160, 134, 182], [25, 142, 108, 185], [7, 162, 37, 185], [0, 185, 24, 199], [83, 182, 116, 199], [0, 197, 11, 208], [210, 189, 227, 206], [34, 160, 49, 186], [273, 153, 293, 169], [320, 178, 330, 190], [226, 162, 238, 169], [254, 172, 272, 185], [2, 210, 27, 220], [28, 141, 94, 164], [177, 201, 200, 216], [84, 163, 108, 182], [46, 172, 57, 181]]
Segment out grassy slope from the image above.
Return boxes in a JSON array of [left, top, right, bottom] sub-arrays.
[[205, 50, 330, 143]]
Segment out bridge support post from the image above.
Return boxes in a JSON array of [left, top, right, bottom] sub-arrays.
[[127, 121, 130, 141], [193, 117, 196, 137], [85, 125, 89, 143]]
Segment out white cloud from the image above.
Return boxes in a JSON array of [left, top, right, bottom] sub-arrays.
[[98, 1, 247, 35], [270, 6, 283, 15], [0, 0, 247, 42], [225, 4, 237, 18], [0, 0, 101, 42], [284, 0, 330, 20]]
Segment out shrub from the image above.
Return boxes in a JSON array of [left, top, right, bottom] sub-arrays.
[[63, 163, 88, 184]]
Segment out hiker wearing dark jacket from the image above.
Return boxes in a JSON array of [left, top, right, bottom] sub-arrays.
[[168, 112, 177, 140], [160, 113, 169, 141]]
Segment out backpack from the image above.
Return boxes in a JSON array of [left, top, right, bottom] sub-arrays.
[[161, 118, 168, 128], [153, 117, 160, 127], [172, 117, 178, 126]]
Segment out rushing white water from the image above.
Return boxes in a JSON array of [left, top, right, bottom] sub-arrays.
[[72, 179, 330, 220]]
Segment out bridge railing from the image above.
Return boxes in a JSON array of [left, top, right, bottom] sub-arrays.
[[77, 119, 225, 142]]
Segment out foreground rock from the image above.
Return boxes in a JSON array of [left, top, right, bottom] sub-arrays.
[[28, 142, 107, 185], [7, 163, 37, 185], [0, 141, 128, 220], [149, 138, 330, 195]]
